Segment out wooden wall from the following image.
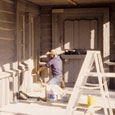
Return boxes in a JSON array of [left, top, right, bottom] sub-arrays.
[[0, 0, 40, 107], [40, 5, 115, 62], [16, 0, 40, 87], [40, 5, 115, 87], [110, 4, 115, 61], [0, 0, 16, 107], [40, 7, 52, 56], [0, 0, 16, 65], [16, 0, 40, 60]]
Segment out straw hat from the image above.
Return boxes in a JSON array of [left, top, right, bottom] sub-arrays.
[[46, 50, 57, 56], [46, 49, 64, 56]]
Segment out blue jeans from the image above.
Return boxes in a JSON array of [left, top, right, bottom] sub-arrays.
[[48, 74, 62, 86]]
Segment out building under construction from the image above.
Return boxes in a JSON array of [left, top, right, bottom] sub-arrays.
[[0, 0, 115, 114]]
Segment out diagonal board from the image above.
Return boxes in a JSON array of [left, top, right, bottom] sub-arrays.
[[65, 50, 113, 115]]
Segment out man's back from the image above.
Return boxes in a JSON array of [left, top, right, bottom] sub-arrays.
[[44, 56, 62, 76]]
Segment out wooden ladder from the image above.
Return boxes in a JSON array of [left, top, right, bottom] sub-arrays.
[[65, 50, 113, 115]]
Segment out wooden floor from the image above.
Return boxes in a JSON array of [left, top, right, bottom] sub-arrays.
[[0, 88, 115, 115]]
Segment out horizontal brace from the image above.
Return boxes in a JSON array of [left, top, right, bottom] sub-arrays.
[[86, 72, 115, 78]]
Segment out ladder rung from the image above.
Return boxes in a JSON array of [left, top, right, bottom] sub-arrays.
[[86, 72, 115, 78], [85, 83, 99, 87], [79, 86, 100, 90]]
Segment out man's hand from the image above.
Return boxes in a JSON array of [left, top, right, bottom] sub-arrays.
[[35, 67, 45, 75], [35, 71, 40, 75]]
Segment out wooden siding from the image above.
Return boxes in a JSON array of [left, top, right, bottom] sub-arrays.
[[16, 0, 40, 63], [40, 8, 52, 55], [40, 6, 115, 86], [16, 0, 40, 89], [0, 0, 16, 65], [63, 20, 98, 83], [40, 5, 115, 62], [0, 0, 40, 107], [110, 5, 115, 61], [0, 0, 16, 107]]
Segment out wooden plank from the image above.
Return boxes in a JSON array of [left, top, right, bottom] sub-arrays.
[[16, 3, 26, 62], [0, 12, 15, 22], [22, 15, 25, 60], [0, 10, 15, 15], [0, 19, 15, 24], [17, 0, 39, 15], [33, 15, 40, 71], [0, 40, 14, 48], [73, 21, 81, 82], [0, 40, 15, 59], [52, 14, 58, 49], [105, 61, 115, 66], [0, 1, 15, 13], [0, 37, 14, 40], [0, 27, 14, 31], [0, 17, 15, 29], [64, 20, 73, 49], [0, 51, 14, 59], [64, 59, 69, 83], [79, 20, 98, 83], [61, 54, 85, 59], [90, 20, 98, 49], [2, 0, 14, 4], [0, 29, 15, 39], [0, 73, 11, 80], [86, 72, 115, 78], [79, 20, 90, 49], [94, 53, 109, 115], [62, 8, 109, 15], [64, 20, 74, 83], [103, 8, 110, 63], [69, 59, 74, 82], [73, 21, 79, 49]]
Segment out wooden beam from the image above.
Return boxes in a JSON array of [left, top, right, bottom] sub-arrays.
[[2, 0, 14, 4], [0, 19, 15, 24], [0, 37, 14, 40], [0, 10, 15, 14], [87, 72, 115, 78], [0, 27, 14, 31]]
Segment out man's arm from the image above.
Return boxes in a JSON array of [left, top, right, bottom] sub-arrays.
[[36, 67, 45, 75], [36, 59, 52, 75]]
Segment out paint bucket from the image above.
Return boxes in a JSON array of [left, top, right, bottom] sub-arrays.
[[61, 96, 68, 102], [48, 93, 58, 101], [88, 95, 96, 106]]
